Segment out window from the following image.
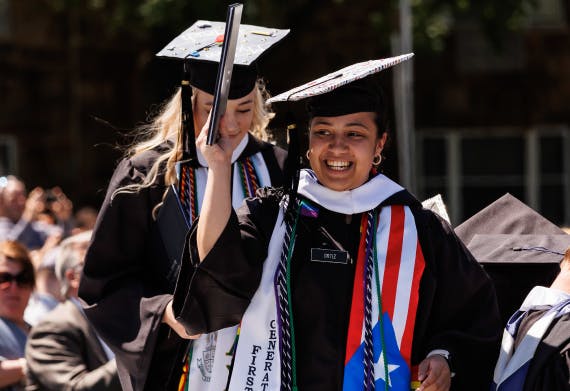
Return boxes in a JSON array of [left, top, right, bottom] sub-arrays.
[[417, 126, 570, 227], [525, 0, 567, 28], [0, 135, 18, 175], [0, 0, 9, 39], [455, 26, 526, 73]]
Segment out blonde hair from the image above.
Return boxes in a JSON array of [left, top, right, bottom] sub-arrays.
[[114, 78, 274, 204]]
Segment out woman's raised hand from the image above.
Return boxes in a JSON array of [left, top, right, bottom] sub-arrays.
[[195, 111, 234, 262], [196, 112, 235, 171]]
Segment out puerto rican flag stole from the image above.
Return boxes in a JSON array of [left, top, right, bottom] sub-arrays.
[[343, 205, 425, 390], [226, 170, 425, 391]]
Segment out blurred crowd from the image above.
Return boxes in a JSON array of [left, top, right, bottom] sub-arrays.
[[0, 175, 98, 258], [0, 175, 120, 391]]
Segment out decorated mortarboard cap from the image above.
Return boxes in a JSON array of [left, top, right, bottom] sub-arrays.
[[157, 20, 289, 99], [267, 54, 413, 116], [455, 193, 570, 323]]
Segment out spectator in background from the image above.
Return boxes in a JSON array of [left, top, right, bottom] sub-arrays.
[[41, 187, 74, 238], [70, 207, 98, 236], [0, 241, 35, 391], [23, 248, 62, 327], [0, 176, 48, 251], [0, 176, 78, 269], [25, 230, 121, 391]]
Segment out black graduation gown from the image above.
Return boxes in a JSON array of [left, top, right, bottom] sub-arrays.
[[513, 306, 570, 391], [176, 187, 502, 391], [78, 137, 286, 391]]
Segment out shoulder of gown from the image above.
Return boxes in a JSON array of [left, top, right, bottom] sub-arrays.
[[383, 188, 502, 391]]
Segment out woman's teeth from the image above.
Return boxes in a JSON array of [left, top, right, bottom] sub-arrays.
[[326, 160, 351, 170]]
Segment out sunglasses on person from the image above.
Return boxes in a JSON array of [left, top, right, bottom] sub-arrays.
[[0, 271, 34, 289]]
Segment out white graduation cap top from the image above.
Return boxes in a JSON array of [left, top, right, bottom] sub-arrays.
[[156, 20, 290, 66], [267, 53, 414, 104]]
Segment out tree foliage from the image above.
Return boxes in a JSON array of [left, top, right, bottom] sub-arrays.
[[44, 0, 539, 52]]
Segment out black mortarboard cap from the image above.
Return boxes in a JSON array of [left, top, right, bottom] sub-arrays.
[[267, 54, 413, 116], [306, 79, 384, 117], [455, 193, 570, 324], [157, 20, 289, 99]]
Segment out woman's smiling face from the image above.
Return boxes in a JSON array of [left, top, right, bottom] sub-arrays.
[[307, 112, 387, 191]]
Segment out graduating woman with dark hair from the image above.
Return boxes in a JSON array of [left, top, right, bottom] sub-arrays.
[[175, 56, 502, 391]]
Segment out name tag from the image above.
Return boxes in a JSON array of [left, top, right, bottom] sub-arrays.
[[310, 248, 349, 264]]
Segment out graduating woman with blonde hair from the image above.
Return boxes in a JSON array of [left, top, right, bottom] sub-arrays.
[[79, 21, 289, 391]]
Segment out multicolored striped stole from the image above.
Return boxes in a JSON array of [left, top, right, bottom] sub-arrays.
[[177, 156, 262, 224], [236, 156, 260, 199], [178, 164, 198, 224]]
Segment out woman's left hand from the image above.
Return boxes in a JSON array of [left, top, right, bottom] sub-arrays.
[[162, 300, 201, 340], [416, 355, 451, 391]]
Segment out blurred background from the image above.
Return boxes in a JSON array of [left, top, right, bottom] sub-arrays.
[[0, 0, 569, 227]]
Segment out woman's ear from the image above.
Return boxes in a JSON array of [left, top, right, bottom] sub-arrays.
[[375, 132, 388, 155], [65, 267, 81, 290]]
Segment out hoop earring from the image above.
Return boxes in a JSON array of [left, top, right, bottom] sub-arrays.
[[372, 154, 382, 166], [306, 150, 311, 160]]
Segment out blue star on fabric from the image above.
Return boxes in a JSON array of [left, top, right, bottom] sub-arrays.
[[343, 312, 410, 390], [373, 312, 410, 390]]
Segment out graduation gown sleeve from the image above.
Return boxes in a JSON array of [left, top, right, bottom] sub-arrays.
[[412, 208, 503, 391], [173, 190, 280, 335], [78, 153, 176, 391]]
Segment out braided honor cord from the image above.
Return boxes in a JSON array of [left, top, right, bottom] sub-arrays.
[[363, 211, 376, 390], [237, 157, 260, 198], [274, 199, 301, 391]]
